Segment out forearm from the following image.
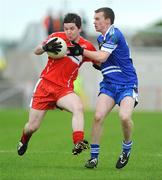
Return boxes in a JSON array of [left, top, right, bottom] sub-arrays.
[[83, 49, 109, 63], [34, 45, 45, 55]]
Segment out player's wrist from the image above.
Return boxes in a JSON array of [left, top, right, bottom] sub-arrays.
[[42, 44, 47, 52]]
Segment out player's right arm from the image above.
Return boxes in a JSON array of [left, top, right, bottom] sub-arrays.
[[68, 42, 110, 63], [83, 49, 110, 63], [34, 33, 54, 55], [34, 35, 62, 55], [34, 45, 45, 55]]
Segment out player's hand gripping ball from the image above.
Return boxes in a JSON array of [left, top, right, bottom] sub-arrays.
[[43, 37, 67, 59]]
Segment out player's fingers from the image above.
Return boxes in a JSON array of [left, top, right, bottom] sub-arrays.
[[52, 37, 58, 42], [55, 48, 61, 52], [54, 44, 62, 48], [48, 38, 59, 45], [55, 41, 62, 45]]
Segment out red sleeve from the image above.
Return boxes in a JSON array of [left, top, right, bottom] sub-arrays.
[[41, 33, 56, 46], [41, 32, 66, 46], [83, 42, 97, 63]]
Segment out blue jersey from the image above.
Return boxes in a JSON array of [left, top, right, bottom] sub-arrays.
[[97, 25, 138, 86]]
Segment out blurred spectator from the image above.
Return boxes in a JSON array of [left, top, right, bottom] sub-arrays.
[[80, 11, 88, 38], [43, 9, 55, 35], [53, 11, 64, 32], [43, 9, 63, 35]]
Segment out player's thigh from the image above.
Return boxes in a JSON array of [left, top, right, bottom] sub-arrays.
[[56, 93, 83, 113], [119, 96, 135, 119], [95, 93, 115, 118]]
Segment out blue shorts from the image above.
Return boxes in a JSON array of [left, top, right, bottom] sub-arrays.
[[99, 82, 138, 106]]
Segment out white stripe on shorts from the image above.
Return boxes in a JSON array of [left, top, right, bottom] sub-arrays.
[[29, 78, 42, 108]]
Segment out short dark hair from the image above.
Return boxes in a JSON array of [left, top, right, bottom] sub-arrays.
[[63, 13, 82, 29], [95, 7, 115, 24]]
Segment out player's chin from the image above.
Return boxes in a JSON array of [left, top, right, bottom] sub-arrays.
[[67, 36, 74, 41]]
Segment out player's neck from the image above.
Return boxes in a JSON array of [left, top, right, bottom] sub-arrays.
[[102, 25, 112, 36], [74, 36, 80, 43]]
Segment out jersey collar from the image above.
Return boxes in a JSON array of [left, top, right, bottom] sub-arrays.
[[102, 24, 114, 41]]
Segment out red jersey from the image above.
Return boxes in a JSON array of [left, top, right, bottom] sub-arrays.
[[40, 32, 96, 89]]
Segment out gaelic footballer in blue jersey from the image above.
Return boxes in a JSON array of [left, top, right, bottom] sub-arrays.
[[97, 25, 138, 86], [68, 7, 138, 169]]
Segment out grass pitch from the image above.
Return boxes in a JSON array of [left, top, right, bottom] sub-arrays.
[[0, 109, 162, 180]]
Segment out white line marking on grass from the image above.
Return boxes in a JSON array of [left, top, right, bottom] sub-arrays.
[[0, 150, 70, 154], [29, 151, 70, 154]]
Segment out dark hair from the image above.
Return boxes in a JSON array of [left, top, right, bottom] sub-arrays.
[[95, 7, 115, 24], [63, 13, 82, 29]]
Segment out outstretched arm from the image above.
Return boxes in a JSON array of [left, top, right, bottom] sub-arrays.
[[68, 41, 110, 63], [83, 49, 110, 63]]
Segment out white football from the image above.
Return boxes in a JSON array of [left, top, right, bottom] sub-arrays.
[[47, 37, 67, 59]]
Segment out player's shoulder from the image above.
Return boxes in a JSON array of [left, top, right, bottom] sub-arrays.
[[49, 32, 67, 40], [105, 26, 123, 43], [105, 25, 121, 37], [79, 36, 92, 45], [47, 32, 71, 46], [79, 36, 96, 50], [114, 27, 123, 36]]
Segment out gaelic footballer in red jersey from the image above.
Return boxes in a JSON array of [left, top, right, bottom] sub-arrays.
[[17, 13, 96, 157], [40, 31, 96, 88]]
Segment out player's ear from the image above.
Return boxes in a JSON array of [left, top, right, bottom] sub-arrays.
[[106, 18, 111, 25]]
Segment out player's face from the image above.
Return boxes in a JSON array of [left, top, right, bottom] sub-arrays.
[[94, 12, 110, 34], [64, 23, 81, 42]]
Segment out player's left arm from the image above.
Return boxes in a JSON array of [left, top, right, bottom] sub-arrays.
[[34, 34, 54, 55], [82, 43, 96, 62], [83, 43, 102, 70], [69, 32, 118, 63], [83, 35, 119, 63], [68, 41, 110, 63], [83, 49, 110, 63], [34, 34, 62, 55], [34, 45, 44, 55]]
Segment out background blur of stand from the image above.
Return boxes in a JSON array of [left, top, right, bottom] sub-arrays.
[[0, 4, 162, 111]]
